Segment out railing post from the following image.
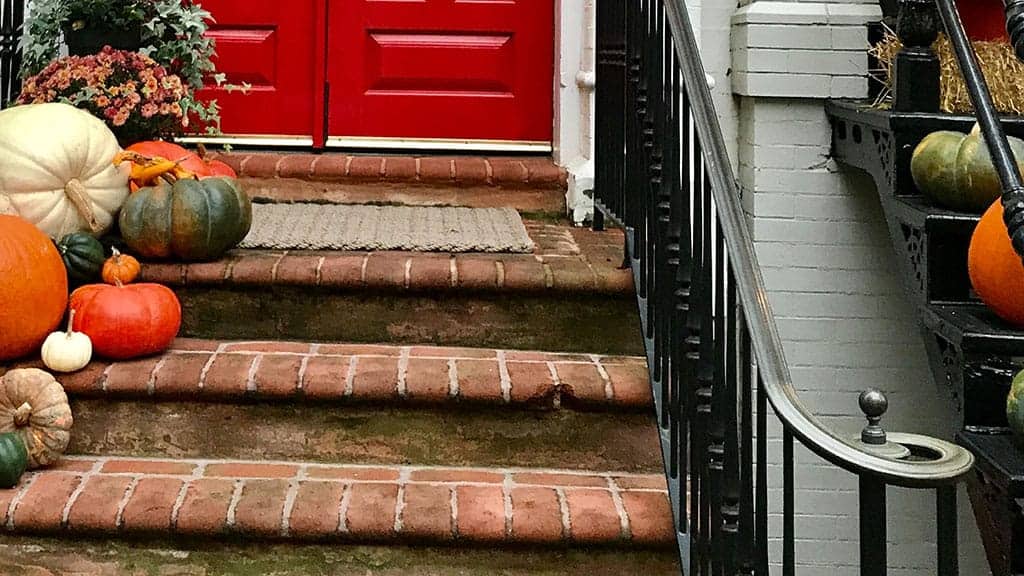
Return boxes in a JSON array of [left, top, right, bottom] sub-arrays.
[[595, 0, 627, 231], [936, 485, 959, 576], [893, 0, 940, 112], [859, 474, 888, 576]]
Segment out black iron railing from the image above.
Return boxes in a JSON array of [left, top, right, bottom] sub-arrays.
[[0, 0, 22, 108], [595, 0, 976, 574]]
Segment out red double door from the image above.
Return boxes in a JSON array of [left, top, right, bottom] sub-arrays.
[[197, 0, 554, 149]]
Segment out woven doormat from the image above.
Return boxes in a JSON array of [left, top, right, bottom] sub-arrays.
[[240, 203, 535, 253]]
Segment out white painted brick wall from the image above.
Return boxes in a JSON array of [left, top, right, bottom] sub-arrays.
[[728, 1, 991, 574]]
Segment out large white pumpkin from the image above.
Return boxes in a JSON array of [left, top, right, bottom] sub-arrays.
[[0, 103, 130, 238]]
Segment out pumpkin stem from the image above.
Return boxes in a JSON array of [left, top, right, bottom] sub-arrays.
[[111, 247, 122, 264], [64, 178, 101, 233], [13, 403, 31, 428], [65, 309, 76, 337]]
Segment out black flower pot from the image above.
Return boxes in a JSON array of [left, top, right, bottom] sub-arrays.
[[63, 22, 143, 56]]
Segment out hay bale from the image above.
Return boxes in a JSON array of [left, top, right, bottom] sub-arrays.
[[870, 27, 1024, 115]]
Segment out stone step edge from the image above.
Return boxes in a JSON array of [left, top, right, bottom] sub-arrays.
[[2, 456, 672, 548], [212, 152, 569, 190], [140, 248, 633, 297], [10, 339, 652, 410]]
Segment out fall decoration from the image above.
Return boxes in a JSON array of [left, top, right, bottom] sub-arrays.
[[0, 215, 69, 361], [40, 310, 93, 373], [0, 433, 28, 489], [0, 103, 130, 238], [57, 232, 106, 287], [870, 29, 1024, 114], [122, 141, 237, 182], [1009, 369, 1024, 442], [0, 368, 73, 469], [968, 200, 1024, 327], [911, 125, 1024, 212], [119, 172, 252, 262], [70, 282, 181, 359], [18, 48, 189, 144], [102, 248, 141, 285]]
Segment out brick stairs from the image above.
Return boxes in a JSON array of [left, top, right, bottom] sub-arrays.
[[0, 154, 677, 574]]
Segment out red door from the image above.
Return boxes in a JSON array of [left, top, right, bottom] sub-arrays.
[[197, 0, 323, 141], [326, 0, 554, 146]]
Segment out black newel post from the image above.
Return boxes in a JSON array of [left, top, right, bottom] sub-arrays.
[[893, 0, 941, 112], [594, 0, 626, 232]]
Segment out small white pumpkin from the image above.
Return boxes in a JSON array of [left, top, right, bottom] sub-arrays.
[[0, 103, 130, 239], [40, 310, 93, 373]]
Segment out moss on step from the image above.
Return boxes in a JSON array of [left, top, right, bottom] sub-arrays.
[[0, 536, 681, 576], [68, 400, 663, 472], [179, 288, 643, 356]]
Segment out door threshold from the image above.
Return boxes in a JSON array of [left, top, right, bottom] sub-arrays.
[[177, 135, 314, 147], [326, 136, 552, 154]]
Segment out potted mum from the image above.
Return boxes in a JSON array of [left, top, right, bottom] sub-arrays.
[[18, 48, 188, 144], [60, 0, 151, 56]]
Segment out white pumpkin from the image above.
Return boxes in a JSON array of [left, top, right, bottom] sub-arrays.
[[40, 310, 93, 373], [0, 103, 130, 239]]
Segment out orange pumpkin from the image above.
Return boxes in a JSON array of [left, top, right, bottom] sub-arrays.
[[0, 216, 69, 361], [968, 200, 1024, 326], [126, 141, 207, 175], [70, 282, 181, 359], [101, 248, 141, 285]]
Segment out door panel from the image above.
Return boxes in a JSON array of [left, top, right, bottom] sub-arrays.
[[327, 0, 554, 144], [198, 0, 320, 138]]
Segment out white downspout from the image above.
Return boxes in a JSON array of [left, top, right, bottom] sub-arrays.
[[565, 0, 596, 225]]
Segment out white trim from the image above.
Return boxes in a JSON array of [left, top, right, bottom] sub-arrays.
[[178, 135, 314, 147], [324, 136, 551, 153]]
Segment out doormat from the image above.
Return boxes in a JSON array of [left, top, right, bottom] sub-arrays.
[[240, 203, 535, 253]]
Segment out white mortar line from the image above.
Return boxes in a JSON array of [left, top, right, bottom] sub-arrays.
[[447, 359, 459, 398], [360, 254, 370, 284], [344, 356, 358, 397], [297, 344, 318, 391], [555, 487, 571, 540], [314, 256, 325, 286], [495, 260, 505, 288], [279, 465, 305, 537], [145, 356, 167, 396], [404, 258, 412, 290], [225, 480, 245, 528], [99, 364, 115, 392], [169, 465, 203, 531], [114, 477, 139, 529], [502, 472, 514, 538], [270, 251, 289, 282], [337, 483, 353, 534], [606, 476, 631, 540], [449, 485, 459, 538], [591, 355, 615, 401], [245, 354, 263, 393], [198, 343, 229, 390], [393, 468, 411, 534], [449, 256, 458, 287], [6, 474, 38, 529], [497, 350, 511, 403], [547, 361, 562, 409], [60, 460, 105, 528], [396, 347, 411, 398]]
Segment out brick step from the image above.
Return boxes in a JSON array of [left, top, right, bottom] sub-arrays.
[[2, 457, 673, 551], [213, 152, 568, 191], [0, 536, 682, 575], [19, 339, 651, 410], [139, 225, 640, 355]]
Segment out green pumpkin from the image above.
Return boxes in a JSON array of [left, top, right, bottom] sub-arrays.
[[912, 125, 1024, 213], [1009, 369, 1024, 440], [118, 177, 252, 262], [56, 232, 106, 287], [0, 432, 28, 489]]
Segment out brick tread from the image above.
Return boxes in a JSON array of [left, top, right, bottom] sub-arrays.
[[11, 340, 651, 409], [138, 223, 633, 296], [2, 457, 672, 548], [216, 152, 568, 190]]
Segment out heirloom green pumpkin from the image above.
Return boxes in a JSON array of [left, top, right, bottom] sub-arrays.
[[118, 177, 252, 262], [56, 232, 106, 287], [0, 432, 28, 488], [1008, 368, 1024, 441]]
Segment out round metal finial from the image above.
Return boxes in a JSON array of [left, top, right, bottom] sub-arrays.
[[859, 389, 888, 421]]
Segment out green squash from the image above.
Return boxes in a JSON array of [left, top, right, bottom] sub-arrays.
[[911, 130, 963, 206], [56, 232, 106, 287], [118, 177, 252, 262], [954, 125, 1024, 213], [1009, 369, 1024, 441], [0, 432, 28, 489]]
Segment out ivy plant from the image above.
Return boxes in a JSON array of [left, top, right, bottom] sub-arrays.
[[20, 0, 231, 134]]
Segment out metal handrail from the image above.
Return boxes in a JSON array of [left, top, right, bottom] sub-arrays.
[[664, 0, 973, 487]]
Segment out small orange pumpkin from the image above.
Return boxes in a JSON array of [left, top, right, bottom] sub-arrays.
[[968, 200, 1024, 326], [101, 248, 141, 285]]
